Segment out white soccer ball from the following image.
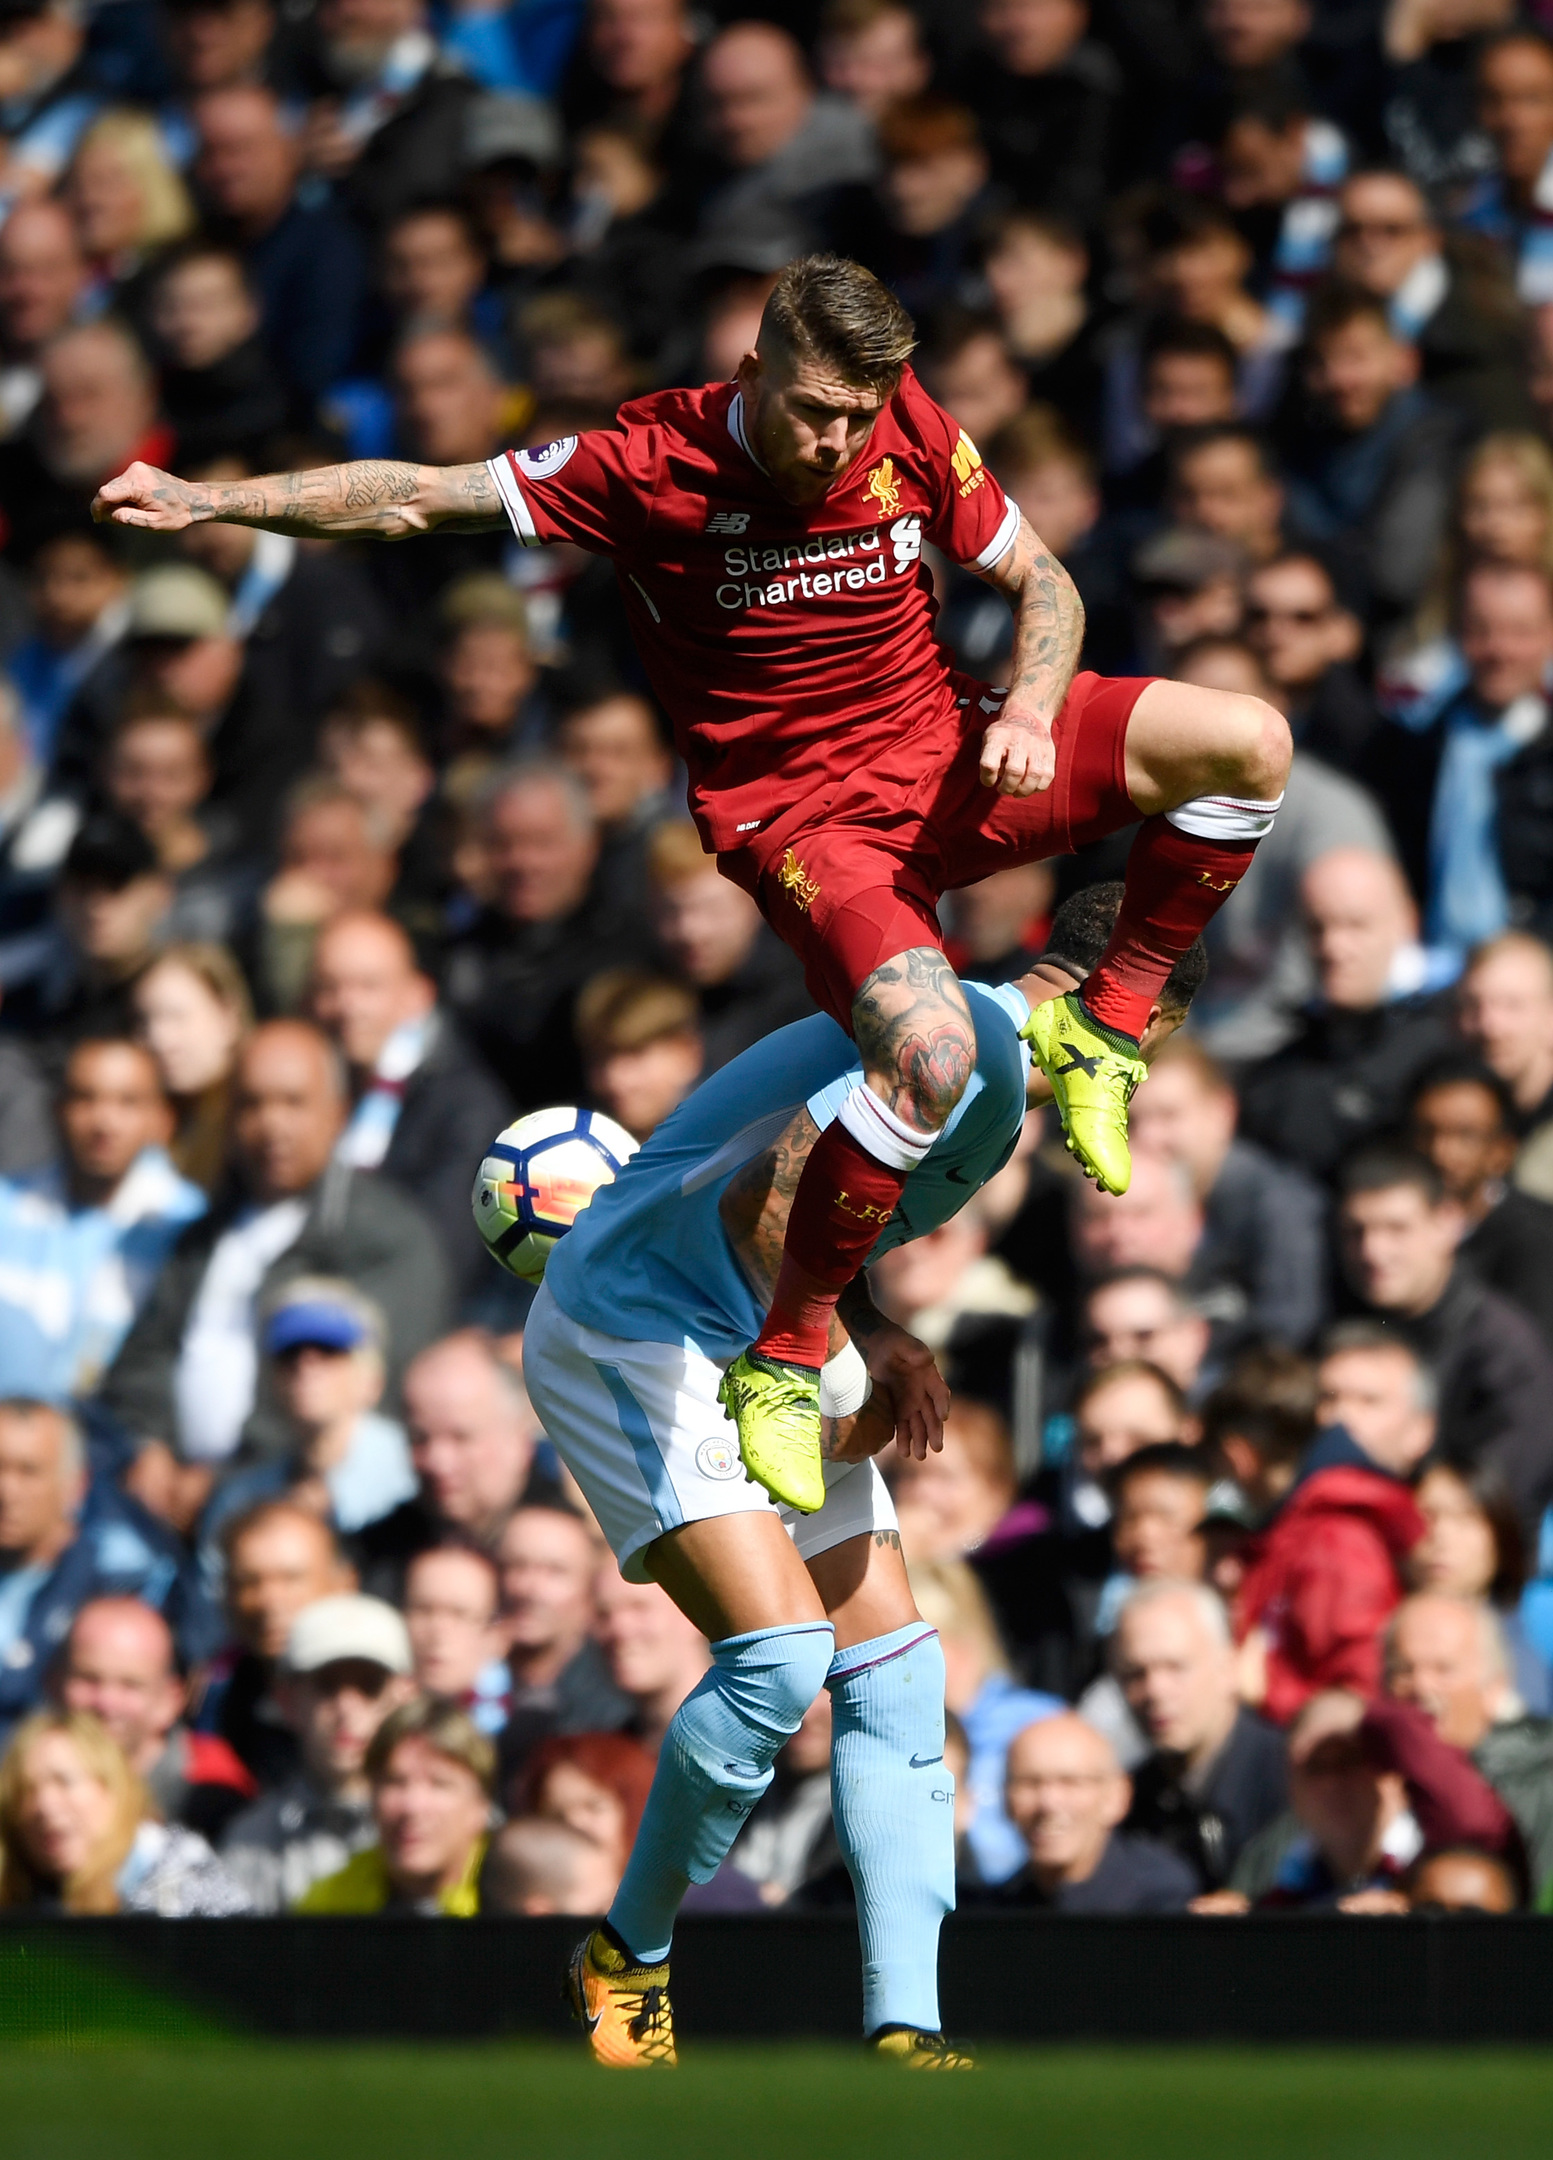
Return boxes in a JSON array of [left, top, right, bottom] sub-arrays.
[[472, 1106, 639, 1283]]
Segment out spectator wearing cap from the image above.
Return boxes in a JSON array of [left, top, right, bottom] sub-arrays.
[[359, 1332, 553, 1600], [692, 22, 875, 257], [0, 1037, 204, 1401], [575, 969, 702, 1142], [1129, 528, 1247, 675], [645, 821, 812, 1074], [1407, 1054, 1553, 1349], [0, 812, 172, 1049], [0, 201, 89, 441], [220, 1590, 416, 1908], [193, 1500, 356, 1786], [192, 85, 367, 411], [987, 1711, 1197, 1912], [308, 908, 510, 1298], [1113, 1579, 1287, 1893], [1128, 1035, 1328, 1349], [1278, 283, 1460, 619], [0, 1397, 211, 1746], [0, 319, 170, 565], [441, 759, 655, 1110], [199, 1278, 416, 1575], [1367, 563, 1553, 955], [1334, 1150, 1553, 1535], [1236, 1324, 1432, 1724], [103, 1020, 451, 1528], [1238, 848, 1458, 1179], [56, 1595, 255, 1841], [296, 1695, 495, 1913], [556, 693, 674, 916]]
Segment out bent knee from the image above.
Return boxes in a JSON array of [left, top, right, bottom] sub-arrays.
[[1228, 692, 1292, 797]]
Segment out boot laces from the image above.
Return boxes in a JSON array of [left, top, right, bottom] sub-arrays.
[[622, 1981, 674, 2061]]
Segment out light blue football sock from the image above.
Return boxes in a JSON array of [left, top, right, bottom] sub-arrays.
[[607, 1619, 835, 1964], [828, 1623, 956, 2037]]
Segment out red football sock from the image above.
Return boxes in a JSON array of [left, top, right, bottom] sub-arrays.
[[1082, 815, 1260, 1040], [754, 1119, 911, 1368]]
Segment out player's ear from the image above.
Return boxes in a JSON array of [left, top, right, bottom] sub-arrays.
[[1138, 1003, 1188, 1062], [735, 349, 763, 396]]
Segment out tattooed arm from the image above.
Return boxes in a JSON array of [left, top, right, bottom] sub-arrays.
[[91, 458, 506, 540], [973, 509, 1085, 798]]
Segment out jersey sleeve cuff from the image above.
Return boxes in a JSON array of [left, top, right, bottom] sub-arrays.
[[963, 499, 1020, 573], [486, 454, 538, 545]]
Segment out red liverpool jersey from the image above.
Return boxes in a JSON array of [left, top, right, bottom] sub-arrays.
[[488, 369, 1019, 852]]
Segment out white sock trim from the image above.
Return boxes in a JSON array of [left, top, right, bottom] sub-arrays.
[[819, 1340, 872, 1419], [1165, 791, 1284, 843], [836, 1083, 938, 1172]]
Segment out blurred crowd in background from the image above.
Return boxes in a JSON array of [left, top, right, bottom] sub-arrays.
[[3, 0, 1553, 1932]]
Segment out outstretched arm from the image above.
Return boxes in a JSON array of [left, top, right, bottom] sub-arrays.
[[974, 509, 1085, 799], [92, 458, 507, 540]]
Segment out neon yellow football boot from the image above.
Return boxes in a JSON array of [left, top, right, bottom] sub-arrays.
[[718, 1348, 825, 1514], [872, 2028, 976, 2069], [1022, 990, 1147, 1196], [565, 1927, 677, 2068]]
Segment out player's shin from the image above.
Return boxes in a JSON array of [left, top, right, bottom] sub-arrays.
[[607, 1620, 836, 1963], [753, 1086, 935, 1368], [1081, 794, 1284, 1040], [828, 1625, 956, 2039]]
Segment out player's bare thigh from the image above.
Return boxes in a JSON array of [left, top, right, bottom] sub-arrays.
[[1122, 677, 1291, 817], [642, 1513, 916, 1647]]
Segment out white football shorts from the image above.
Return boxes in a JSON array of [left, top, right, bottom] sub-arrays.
[[523, 1281, 898, 1583]]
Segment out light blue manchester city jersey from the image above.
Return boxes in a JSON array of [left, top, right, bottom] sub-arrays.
[[545, 980, 1031, 1359]]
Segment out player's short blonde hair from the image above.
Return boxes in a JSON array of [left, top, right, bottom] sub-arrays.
[[759, 255, 916, 397]]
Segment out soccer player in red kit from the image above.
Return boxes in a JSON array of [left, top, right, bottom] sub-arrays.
[[94, 255, 1289, 1518]]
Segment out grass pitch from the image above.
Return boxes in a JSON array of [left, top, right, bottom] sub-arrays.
[[4, 2044, 1553, 2160]]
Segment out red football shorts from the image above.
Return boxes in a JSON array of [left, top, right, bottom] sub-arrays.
[[718, 671, 1153, 1028]]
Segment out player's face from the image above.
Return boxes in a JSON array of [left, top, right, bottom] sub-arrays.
[[738, 345, 888, 504]]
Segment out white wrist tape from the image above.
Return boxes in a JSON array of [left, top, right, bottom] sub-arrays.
[[819, 1340, 872, 1419]]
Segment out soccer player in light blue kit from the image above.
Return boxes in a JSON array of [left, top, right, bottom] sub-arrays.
[[524, 886, 1203, 2065]]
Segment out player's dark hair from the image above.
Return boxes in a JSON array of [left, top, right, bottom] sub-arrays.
[[759, 254, 916, 395], [1040, 879, 1207, 1012]]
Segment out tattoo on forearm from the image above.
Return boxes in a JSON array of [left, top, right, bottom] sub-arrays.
[[983, 515, 1084, 721], [854, 947, 974, 1129], [343, 461, 421, 510]]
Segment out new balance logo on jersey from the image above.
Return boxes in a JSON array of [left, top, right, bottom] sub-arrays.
[[706, 510, 750, 534]]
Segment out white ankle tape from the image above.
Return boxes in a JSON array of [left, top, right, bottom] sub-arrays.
[[1165, 792, 1284, 843], [836, 1083, 938, 1173]]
